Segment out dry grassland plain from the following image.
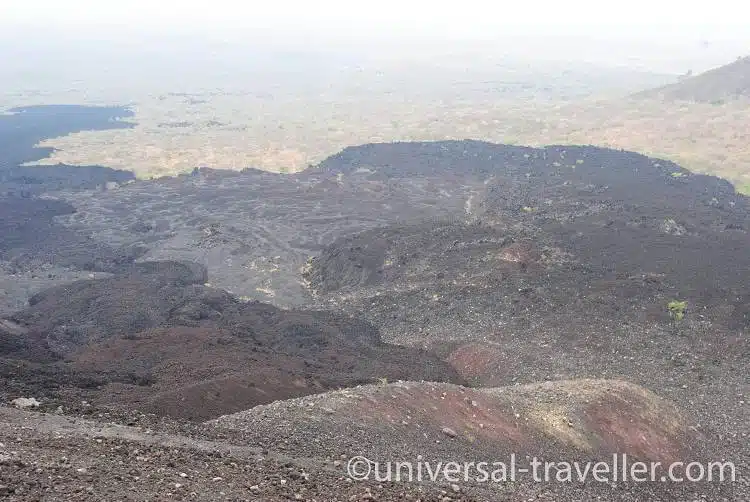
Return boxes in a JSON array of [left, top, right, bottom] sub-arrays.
[[2, 48, 748, 192]]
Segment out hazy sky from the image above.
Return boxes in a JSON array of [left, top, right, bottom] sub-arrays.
[[2, 0, 748, 74], [3, 0, 749, 41]]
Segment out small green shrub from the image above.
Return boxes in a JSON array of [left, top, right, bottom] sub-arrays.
[[667, 300, 688, 321]]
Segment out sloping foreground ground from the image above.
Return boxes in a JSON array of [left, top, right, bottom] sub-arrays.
[[0, 379, 738, 501], [0, 261, 461, 420], [0, 405, 456, 502], [211, 379, 696, 466], [207, 379, 736, 500]]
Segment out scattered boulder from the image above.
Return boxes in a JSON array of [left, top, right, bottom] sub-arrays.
[[11, 397, 40, 409], [441, 427, 458, 438]]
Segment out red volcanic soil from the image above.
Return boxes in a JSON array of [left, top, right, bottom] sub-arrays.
[[72, 326, 321, 419], [1, 262, 462, 420], [212, 379, 697, 464], [209, 379, 732, 500], [446, 343, 510, 382], [68, 323, 457, 420]]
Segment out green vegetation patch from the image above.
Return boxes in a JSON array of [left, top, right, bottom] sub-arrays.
[[667, 300, 688, 321], [736, 183, 750, 196]]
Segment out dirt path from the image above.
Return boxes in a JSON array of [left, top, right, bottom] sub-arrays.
[[0, 406, 491, 501], [0, 406, 321, 469]]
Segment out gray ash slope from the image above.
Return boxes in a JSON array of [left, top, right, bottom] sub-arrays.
[[308, 141, 750, 344], [0, 105, 139, 314], [304, 141, 750, 493], [1, 139, 749, 500]]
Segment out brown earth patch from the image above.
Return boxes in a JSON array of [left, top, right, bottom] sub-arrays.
[[446, 343, 508, 382], [62, 318, 462, 421], [496, 240, 542, 270], [484, 380, 695, 464], [211, 379, 706, 468], [1, 261, 462, 420], [583, 387, 691, 464], [352, 383, 527, 446]]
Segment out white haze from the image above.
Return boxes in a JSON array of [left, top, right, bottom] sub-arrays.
[[1, 0, 749, 73]]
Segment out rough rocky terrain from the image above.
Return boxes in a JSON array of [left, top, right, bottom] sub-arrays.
[[0, 405, 466, 501], [0, 380, 740, 501], [299, 142, 750, 499], [0, 105, 137, 314], [1, 260, 460, 420], [0, 113, 748, 499], [209, 379, 738, 500]]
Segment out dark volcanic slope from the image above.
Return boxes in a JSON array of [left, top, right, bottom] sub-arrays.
[[304, 141, 750, 490], [0, 104, 140, 313], [309, 142, 750, 343], [1, 260, 461, 420], [634, 55, 750, 102], [0, 197, 137, 273], [307, 144, 750, 383], [2, 140, 748, 498], [0, 196, 142, 314]]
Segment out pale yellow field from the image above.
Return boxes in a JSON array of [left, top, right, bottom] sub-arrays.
[[3, 55, 748, 192], [20, 91, 749, 193]]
